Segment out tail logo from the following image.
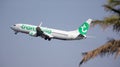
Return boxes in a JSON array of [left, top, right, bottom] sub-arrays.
[[78, 22, 89, 35]]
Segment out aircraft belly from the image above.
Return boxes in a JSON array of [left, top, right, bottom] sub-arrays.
[[52, 32, 69, 40]]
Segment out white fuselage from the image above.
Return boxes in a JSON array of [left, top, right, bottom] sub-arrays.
[[10, 19, 93, 41], [11, 24, 85, 40]]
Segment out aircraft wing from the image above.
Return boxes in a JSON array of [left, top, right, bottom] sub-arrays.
[[36, 27, 53, 40]]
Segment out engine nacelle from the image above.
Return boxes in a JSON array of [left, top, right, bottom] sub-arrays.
[[29, 31, 37, 37]]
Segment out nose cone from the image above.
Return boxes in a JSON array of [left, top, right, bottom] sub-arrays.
[[10, 26, 15, 30], [10, 24, 17, 31], [10, 26, 13, 29]]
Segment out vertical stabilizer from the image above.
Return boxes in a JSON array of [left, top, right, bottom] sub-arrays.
[[78, 19, 92, 36]]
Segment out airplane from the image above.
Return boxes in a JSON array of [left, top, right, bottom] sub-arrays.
[[10, 19, 92, 41]]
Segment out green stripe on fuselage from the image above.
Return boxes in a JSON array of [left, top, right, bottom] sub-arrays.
[[41, 27, 52, 34], [21, 24, 52, 34], [21, 24, 36, 31]]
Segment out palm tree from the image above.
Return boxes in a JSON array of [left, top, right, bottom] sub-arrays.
[[80, 0, 120, 66]]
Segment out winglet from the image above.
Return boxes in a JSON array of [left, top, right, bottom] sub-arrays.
[[39, 21, 42, 27]]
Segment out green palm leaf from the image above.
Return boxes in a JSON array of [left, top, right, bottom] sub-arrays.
[[80, 39, 120, 66]]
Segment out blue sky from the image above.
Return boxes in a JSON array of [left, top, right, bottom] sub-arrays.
[[0, 0, 120, 67]]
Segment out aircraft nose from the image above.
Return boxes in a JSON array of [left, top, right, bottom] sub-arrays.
[[10, 26, 14, 30], [10, 26, 13, 29], [10, 25, 16, 30]]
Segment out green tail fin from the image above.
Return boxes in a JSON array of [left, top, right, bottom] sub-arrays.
[[78, 19, 92, 35]]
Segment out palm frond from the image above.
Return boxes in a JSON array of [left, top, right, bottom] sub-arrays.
[[79, 39, 120, 66], [103, 5, 120, 15], [107, 0, 120, 7], [91, 15, 120, 32]]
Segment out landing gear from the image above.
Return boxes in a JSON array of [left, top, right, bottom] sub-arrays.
[[45, 37, 47, 40], [14, 31, 18, 35], [48, 38, 51, 41], [44, 37, 51, 41]]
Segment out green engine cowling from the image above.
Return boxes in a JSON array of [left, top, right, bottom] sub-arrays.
[[29, 31, 37, 37]]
